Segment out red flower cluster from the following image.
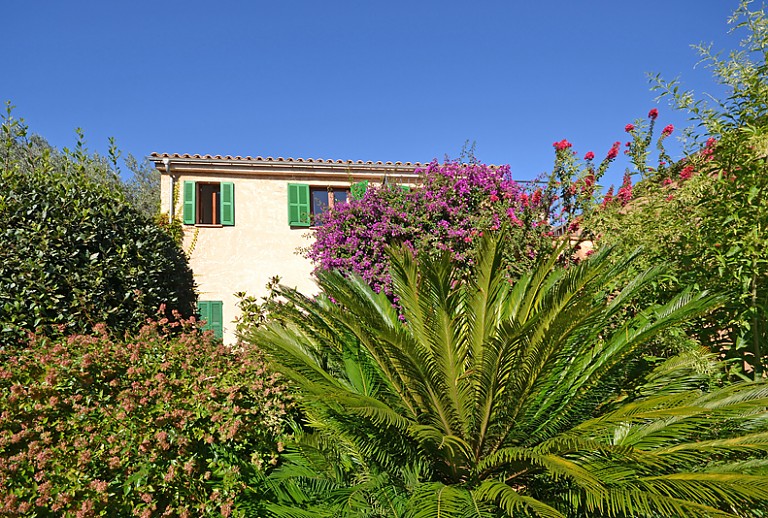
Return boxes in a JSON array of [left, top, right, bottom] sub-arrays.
[[606, 141, 621, 160], [625, 123, 635, 133], [553, 139, 572, 151], [584, 151, 595, 161], [617, 173, 633, 204], [601, 186, 614, 207], [679, 165, 694, 180], [648, 108, 659, 120], [702, 137, 717, 160], [662, 124, 674, 136]]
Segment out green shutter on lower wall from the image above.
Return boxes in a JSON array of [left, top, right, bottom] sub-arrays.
[[198, 300, 223, 340], [198, 301, 210, 331], [288, 183, 311, 226], [350, 180, 369, 200], [183, 181, 196, 224], [220, 182, 234, 226]]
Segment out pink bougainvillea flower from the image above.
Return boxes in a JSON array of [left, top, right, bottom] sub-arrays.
[[553, 139, 572, 151], [648, 108, 659, 120], [584, 151, 595, 161], [662, 124, 674, 136], [625, 124, 635, 133]]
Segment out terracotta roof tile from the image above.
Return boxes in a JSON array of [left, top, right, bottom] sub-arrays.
[[149, 152, 426, 168]]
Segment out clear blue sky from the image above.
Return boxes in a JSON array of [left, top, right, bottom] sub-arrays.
[[3, 1, 744, 188]]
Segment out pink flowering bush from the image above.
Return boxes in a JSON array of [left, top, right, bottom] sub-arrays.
[[307, 161, 566, 294], [0, 317, 294, 517]]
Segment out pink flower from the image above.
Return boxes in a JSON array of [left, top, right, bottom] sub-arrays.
[[617, 173, 633, 204], [584, 151, 595, 160], [625, 124, 635, 133], [552, 139, 572, 151], [662, 124, 674, 136], [601, 187, 614, 207], [648, 108, 658, 120], [679, 165, 694, 180], [606, 141, 621, 160]]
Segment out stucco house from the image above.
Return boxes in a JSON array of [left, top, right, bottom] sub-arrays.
[[149, 153, 422, 343]]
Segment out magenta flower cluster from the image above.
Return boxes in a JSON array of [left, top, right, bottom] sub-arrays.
[[307, 161, 556, 293]]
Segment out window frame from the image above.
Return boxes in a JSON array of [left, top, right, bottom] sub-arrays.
[[310, 186, 350, 225], [182, 181, 234, 226], [288, 183, 352, 227]]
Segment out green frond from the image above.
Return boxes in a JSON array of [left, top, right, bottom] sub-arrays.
[[475, 479, 566, 518], [405, 483, 494, 518]]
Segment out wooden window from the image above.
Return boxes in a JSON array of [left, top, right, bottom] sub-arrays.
[[288, 184, 350, 226], [182, 181, 234, 226], [197, 183, 219, 225]]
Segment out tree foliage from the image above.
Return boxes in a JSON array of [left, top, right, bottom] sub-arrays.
[[0, 105, 195, 346], [589, 0, 768, 377], [253, 231, 768, 517]]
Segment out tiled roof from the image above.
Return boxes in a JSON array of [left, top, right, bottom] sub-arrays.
[[149, 152, 427, 168]]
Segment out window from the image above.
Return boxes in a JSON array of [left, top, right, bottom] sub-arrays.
[[311, 187, 349, 220], [197, 300, 223, 339], [288, 184, 358, 226], [182, 181, 234, 226]]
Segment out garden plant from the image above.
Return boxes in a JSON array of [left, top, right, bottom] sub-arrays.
[[253, 231, 768, 517], [0, 105, 195, 346], [0, 316, 294, 517]]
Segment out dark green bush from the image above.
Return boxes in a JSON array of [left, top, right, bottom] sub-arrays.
[[0, 107, 195, 346]]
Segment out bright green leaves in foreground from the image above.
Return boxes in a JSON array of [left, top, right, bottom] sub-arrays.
[[255, 231, 768, 517]]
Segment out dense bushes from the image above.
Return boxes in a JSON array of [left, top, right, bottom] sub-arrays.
[[0, 107, 195, 346], [0, 318, 293, 517]]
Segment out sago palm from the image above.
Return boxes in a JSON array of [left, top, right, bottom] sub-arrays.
[[253, 232, 768, 517]]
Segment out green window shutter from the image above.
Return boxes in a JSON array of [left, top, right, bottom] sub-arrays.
[[209, 301, 223, 339], [198, 300, 223, 340], [288, 183, 311, 226], [350, 180, 369, 200], [198, 301, 210, 328], [220, 182, 234, 226], [183, 181, 196, 224]]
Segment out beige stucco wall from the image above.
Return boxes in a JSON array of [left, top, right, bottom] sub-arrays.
[[161, 173, 355, 344]]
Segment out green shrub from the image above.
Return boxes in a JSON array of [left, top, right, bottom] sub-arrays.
[[0, 318, 294, 517], [0, 106, 195, 346]]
